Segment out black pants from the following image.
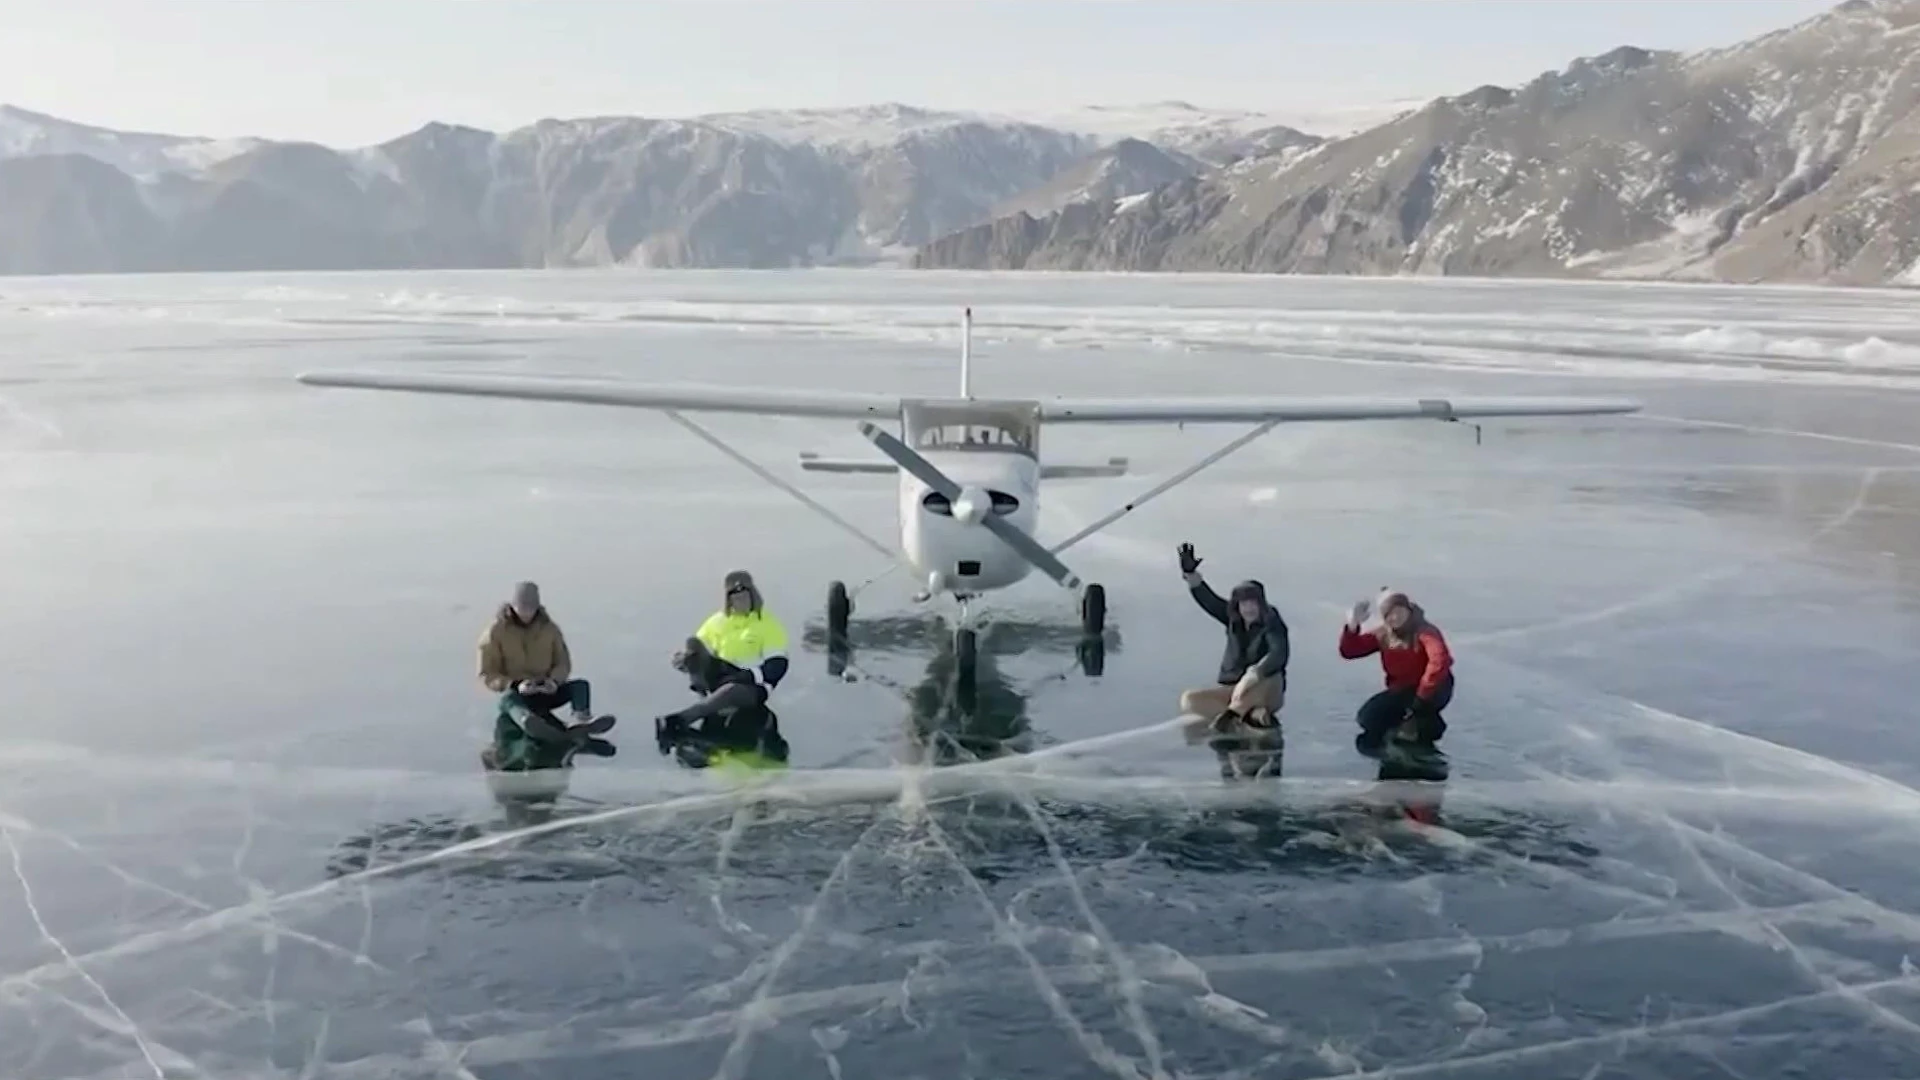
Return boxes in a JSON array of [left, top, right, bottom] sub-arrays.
[[691, 707, 778, 751], [1355, 676, 1454, 752], [670, 706, 788, 767], [673, 680, 766, 723]]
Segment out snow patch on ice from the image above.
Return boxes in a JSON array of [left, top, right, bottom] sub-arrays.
[[1661, 325, 1920, 368]]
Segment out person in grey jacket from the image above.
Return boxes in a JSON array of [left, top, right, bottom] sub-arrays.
[[1177, 542, 1290, 731]]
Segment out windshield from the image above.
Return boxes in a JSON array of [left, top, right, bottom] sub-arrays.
[[902, 401, 1039, 455]]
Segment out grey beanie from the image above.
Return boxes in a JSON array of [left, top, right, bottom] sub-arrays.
[[511, 581, 541, 612]]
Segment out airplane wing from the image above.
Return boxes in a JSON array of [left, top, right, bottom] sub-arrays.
[[1038, 395, 1641, 424], [296, 371, 902, 420]]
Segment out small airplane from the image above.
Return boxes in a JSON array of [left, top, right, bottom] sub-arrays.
[[297, 307, 1640, 697]]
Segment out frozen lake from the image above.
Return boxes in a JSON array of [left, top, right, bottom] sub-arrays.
[[1, 269, 1918, 1079]]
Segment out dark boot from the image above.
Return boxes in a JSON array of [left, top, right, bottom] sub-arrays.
[[575, 737, 617, 758], [760, 730, 791, 764], [520, 710, 573, 744]]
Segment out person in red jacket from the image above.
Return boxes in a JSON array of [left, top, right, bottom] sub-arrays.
[[1338, 589, 1454, 753]]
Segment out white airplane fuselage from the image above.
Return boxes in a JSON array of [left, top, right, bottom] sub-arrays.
[[898, 445, 1039, 596]]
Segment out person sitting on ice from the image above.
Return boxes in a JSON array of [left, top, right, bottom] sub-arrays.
[[655, 635, 788, 764], [478, 580, 614, 770], [1176, 542, 1290, 732], [1339, 588, 1454, 753], [695, 569, 791, 697]]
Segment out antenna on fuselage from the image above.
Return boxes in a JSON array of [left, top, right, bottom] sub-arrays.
[[960, 306, 972, 399]]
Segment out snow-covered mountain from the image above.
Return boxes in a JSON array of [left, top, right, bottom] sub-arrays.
[[0, 105, 262, 178], [1003, 100, 1418, 159], [1, 98, 1325, 273], [916, 0, 1920, 287]]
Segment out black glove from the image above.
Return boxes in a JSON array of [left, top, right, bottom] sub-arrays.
[[655, 715, 685, 755], [1178, 542, 1202, 575]]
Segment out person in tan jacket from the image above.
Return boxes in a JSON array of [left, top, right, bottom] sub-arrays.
[[478, 581, 615, 769]]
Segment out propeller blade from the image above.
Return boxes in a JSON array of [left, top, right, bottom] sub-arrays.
[[859, 423, 960, 499], [980, 514, 1083, 591], [857, 422, 1084, 592]]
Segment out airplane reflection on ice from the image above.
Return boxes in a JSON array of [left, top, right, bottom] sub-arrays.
[[801, 612, 1087, 765]]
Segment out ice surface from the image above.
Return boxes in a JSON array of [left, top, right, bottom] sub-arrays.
[[0, 269, 1917, 1078]]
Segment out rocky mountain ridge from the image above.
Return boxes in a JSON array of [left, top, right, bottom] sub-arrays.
[[913, 0, 1920, 287], [0, 100, 1325, 274]]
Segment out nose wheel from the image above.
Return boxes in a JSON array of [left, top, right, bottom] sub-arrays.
[[821, 578, 1106, 702], [954, 624, 978, 714]]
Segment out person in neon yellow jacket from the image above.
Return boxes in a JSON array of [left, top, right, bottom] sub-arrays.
[[660, 570, 790, 731]]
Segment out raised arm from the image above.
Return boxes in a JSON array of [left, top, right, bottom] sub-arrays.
[[1186, 575, 1230, 625], [1177, 543, 1229, 625], [1338, 598, 1380, 659], [1338, 624, 1380, 659]]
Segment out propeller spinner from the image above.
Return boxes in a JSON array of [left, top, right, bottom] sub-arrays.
[[858, 422, 1083, 592]]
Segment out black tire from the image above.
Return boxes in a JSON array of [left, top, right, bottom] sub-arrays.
[[955, 627, 978, 714], [827, 580, 852, 676], [1080, 582, 1106, 639]]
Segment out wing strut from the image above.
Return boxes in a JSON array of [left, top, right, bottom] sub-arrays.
[[660, 410, 901, 564], [1049, 420, 1280, 556]]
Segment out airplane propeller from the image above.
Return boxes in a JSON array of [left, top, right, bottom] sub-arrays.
[[858, 422, 1084, 592]]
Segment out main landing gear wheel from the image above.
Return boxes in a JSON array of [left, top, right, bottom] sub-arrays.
[[826, 580, 852, 676], [1079, 583, 1105, 637], [954, 626, 978, 714], [1077, 582, 1107, 678]]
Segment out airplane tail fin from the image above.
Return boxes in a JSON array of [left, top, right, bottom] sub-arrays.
[[960, 306, 972, 399]]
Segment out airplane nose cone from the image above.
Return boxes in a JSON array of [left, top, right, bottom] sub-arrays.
[[953, 485, 991, 525]]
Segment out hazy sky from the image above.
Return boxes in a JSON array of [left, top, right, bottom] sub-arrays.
[[1, 0, 1838, 146]]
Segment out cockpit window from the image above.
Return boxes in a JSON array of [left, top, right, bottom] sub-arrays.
[[913, 423, 1030, 450], [902, 401, 1044, 455], [901, 401, 1041, 455]]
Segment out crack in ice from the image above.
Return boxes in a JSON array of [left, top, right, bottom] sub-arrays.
[[2, 827, 172, 1079]]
